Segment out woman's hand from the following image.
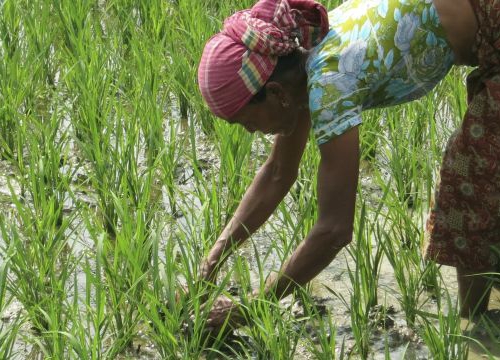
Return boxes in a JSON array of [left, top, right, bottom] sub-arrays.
[[204, 295, 247, 333]]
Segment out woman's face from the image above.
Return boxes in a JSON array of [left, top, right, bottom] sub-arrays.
[[226, 82, 300, 136]]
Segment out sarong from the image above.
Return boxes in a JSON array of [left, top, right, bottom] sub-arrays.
[[425, 0, 500, 271]]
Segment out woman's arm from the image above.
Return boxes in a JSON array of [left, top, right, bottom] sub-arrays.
[[204, 127, 360, 330], [200, 112, 311, 282], [261, 126, 360, 298]]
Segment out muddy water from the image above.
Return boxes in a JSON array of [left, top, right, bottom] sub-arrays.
[[1, 130, 499, 359]]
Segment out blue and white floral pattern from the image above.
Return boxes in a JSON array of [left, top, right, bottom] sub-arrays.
[[306, 0, 455, 145]]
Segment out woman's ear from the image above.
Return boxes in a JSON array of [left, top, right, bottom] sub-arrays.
[[265, 81, 290, 108]]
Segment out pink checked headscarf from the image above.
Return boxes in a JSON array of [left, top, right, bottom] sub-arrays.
[[198, 0, 329, 119]]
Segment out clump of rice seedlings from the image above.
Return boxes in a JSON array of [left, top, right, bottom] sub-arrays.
[[0, 319, 19, 358], [0, 254, 19, 358], [168, 0, 214, 126], [87, 196, 157, 356], [440, 68, 469, 124], [62, 236, 109, 359], [138, 234, 187, 358], [378, 204, 425, 327], [360, 109, 384, 162], [160, 118, 187, 216], [419, 292, 469, 359], [19, 1, 60, 90], [350, 201, 386, 309], [230, 260, 304, 360], [303, 308, 345, 360], [0, 110, 76, 357], [381, 106, 425, 208], [211, 122, 256, 219], [57, 5, 123, 238], [79, 109, 162, 355], [0, 0, 32, 163], [321, 203, 384, 358], [282, 136, 320, 239], [347, 278, 372, 358]]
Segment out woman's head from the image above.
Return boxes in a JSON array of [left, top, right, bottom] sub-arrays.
[[226, 49, 310, 136], [197, 0, 329, 122]]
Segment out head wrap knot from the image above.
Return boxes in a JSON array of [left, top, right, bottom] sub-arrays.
[[198, 0, 328, 119]]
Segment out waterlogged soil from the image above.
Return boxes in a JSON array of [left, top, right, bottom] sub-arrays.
[[1, 127, 500, 359]]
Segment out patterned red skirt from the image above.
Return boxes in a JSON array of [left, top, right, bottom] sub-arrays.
[[424, 0, 500, 271]]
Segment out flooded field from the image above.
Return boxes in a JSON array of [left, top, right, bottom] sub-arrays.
[[1, 125, 499, 359], [1, 0, 499, 358]]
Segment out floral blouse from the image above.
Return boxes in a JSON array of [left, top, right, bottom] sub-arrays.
[[306, 0, 455, 145]]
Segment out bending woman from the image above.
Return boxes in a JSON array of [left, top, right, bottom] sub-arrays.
[[196, 0, 499, 328]]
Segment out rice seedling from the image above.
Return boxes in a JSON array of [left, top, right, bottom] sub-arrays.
[[303, 308, 346, 360], [0, 248, 19, 358], [0, 0, 34, 164], [359, 109, 384, 162], [220, 254, 306, 360], [339, 202, 385, 358], [0, 319, 19, 358], [419, 292, 469, 360], [378, 205, 425, 327], [62, 237, 109, 359], [0, 109, 77, 357]]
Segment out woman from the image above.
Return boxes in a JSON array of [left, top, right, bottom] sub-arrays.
[[196, 0, 499, 330]]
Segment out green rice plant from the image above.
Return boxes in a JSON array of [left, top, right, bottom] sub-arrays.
[[83, 163, 160, 356], [106, 0, 136, 57], [440, 68, 469, 125], [57, 3, 129, 239], [360, 108, 384, 162], [0, 251, 19, 358], [382, 106, 425, 208], [168, 1, 211, 123], [0, 319, 19, 358], [0, 0, 28, 163], [371, 168, 431, 328], [139, 232, 185, 358], [0, 113, 77, 357], [126, 30, 170, 167], [346, 261, 373, 358], [348, 200, 386, 310], [303, 308, 346, 360], [419, 292, 469, 360], [179, 122, 255, 251], [281, 135, 320, 240], [341, 200, 386, 359], [326, 278, 372, 359], [19, 0, 60, 90], [419, 259, 442, 306], [67, 74, 126, 238], [140, 225, 242, 359], [379, 214, 426, 327], [61, 238, 109, 359], [231, 257, 303, 360], [0, 244, 8, 318], [213, 123, 257, 220], [242, 298, 304, 359], [160, 118, 187, 216]]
